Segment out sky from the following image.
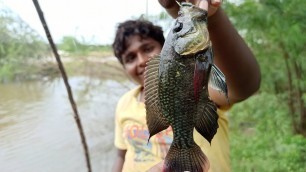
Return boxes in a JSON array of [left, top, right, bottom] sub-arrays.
[[1, 0, 165, 45]]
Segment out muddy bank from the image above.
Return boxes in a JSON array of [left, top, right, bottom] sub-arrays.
[[23, 56, 128, 82]]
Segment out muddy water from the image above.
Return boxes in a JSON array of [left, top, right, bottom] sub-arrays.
[[0, 76, 134, 172]]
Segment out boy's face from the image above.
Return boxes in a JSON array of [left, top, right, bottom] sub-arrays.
[[121, 35, 162, 86]]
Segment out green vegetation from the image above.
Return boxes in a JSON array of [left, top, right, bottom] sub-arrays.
[[223, 0, 306, 171], [0, 7, 49, 82], [230, 93, 306, 171], [57, 36, 113, 57]]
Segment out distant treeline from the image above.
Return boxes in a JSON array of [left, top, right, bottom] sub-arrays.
[[58, 36, 113, 57]]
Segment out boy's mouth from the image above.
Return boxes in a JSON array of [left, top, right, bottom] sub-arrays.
[[139, 72, 144, 78], [139, 69, 145, 77]]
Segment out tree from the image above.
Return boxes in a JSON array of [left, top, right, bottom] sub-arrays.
[[0, 5, 49, 81], [224, 0, 306, 136], [0, 6, 48, 60]]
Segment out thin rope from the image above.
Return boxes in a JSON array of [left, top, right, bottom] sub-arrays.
[[32, 1, 92, 172]]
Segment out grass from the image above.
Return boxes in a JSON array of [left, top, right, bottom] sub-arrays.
[[229, 93, 306, 172]]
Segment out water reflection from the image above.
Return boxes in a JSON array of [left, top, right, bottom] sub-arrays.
[[0, 76, 134, 172]]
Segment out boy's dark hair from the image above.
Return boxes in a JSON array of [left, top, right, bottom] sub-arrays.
[[112, 19, 165, 64]]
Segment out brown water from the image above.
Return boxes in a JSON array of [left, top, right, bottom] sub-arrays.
[[0, 76, 134, 172]]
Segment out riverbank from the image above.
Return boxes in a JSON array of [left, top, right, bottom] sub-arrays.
[[2, 55, 127, 83]]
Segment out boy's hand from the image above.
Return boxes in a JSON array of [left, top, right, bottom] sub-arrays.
[[147, 160, 210, 172], [147, 161, 164, 172], [158, 0, 222, 18]]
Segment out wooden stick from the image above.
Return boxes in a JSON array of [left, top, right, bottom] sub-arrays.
[[32, 1, 92, 171]]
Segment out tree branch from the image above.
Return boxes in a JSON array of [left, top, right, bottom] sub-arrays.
[[32, 1, 92, 171]]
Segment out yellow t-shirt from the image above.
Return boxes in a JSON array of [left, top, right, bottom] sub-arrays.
[[114, 86, 230, 172]]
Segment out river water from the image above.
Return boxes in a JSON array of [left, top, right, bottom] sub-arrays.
[[0, 75, 134, 172]]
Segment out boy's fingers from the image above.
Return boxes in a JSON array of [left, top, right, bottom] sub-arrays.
[[158, 0, 181, 18], [147, 161, 164, 172], [198, 0, 209, 11], [211, 0, 222, 7], [158, 0, 177, 9], [158, 0, 223, 18], [208, 0, 222, 16], [147, 159, 210, 172]]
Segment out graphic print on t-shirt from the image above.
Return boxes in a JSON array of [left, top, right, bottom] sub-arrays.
[[125, 123, 172, 162]]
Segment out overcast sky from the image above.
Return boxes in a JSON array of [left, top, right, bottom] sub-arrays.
[[1, 0, 165, 44]]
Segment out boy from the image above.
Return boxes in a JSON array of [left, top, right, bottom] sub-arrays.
[[112, 0, 260, 171]]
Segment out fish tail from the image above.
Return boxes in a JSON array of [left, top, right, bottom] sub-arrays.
[[163, 143, 208, 172]]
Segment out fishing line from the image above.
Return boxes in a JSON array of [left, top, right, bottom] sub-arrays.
[[32, 1, 92, 172]]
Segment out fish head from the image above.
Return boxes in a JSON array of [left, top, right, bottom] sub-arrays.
[[172, 2, 210, 56]]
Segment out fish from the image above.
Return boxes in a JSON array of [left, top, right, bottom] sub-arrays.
[[144, 2, 228, 172]]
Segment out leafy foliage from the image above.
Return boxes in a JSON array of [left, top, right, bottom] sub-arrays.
[[0, 6, 49, 82], [224, 0, 306, 135], [230, 93, 306, 171], [223, 0, 306, 171]]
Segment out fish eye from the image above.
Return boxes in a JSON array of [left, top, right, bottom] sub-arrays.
[[173, 21, 183, 33], [178, 11, 183, 17]]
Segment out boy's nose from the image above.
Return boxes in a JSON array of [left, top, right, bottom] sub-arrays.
[[137, 53, 147, 66]]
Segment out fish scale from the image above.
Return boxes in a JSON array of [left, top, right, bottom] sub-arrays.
[[160, 58, 196, 150]]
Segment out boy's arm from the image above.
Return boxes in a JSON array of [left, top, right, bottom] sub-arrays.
[[113, 103, 127, 172], [207, 8, 260, 107], [112, 149, 126, 172]]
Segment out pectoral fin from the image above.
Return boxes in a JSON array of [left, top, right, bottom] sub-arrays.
[[144, 55, 170, 141], [209, 65, 228, 99]]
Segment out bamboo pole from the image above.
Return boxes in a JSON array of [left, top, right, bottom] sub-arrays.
[[32, 1, 92, 171]]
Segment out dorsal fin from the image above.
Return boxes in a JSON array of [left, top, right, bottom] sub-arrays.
[[144, 55, 170, 141]]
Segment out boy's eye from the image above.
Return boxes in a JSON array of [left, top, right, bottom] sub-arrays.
[[143, 46, 154, 53], [123, 54, 136, 64]]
